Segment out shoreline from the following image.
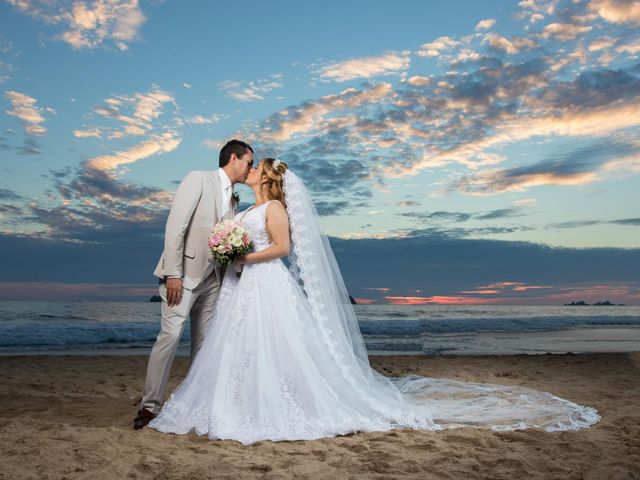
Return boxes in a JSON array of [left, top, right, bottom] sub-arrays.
[[1, 352, 639, 478], [3, 325, 640, 357]]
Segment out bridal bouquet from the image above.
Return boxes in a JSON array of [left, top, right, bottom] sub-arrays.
[[208, 219, 253, 276]]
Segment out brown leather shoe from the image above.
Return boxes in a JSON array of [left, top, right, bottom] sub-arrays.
[[133, 408, 156, 430]]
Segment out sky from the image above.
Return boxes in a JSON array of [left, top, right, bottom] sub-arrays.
[[0, 0, 639, 304]]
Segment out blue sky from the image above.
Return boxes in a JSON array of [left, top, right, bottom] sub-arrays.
[[1, 0, 639, 303]]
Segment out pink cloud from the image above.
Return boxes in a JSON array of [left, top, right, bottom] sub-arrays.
[[384, 295, 500, 305], [354, 298, 377, 305]]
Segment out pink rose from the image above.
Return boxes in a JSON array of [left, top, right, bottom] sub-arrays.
[[225, 244, 233, 252], [210, 234, 221, 246]]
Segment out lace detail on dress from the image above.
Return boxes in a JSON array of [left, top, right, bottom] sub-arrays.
[[280, 373, 307, 422], [230, 268, 254, 331], [226, 354, 251, 407], [279, 267, 303, 328]]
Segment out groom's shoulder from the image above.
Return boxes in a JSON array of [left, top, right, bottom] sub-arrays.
[[184, 170, 212, 179], [180, 170, 215, 183]]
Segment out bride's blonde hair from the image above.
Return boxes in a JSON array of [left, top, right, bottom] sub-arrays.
[[262, 158, 289, 208]]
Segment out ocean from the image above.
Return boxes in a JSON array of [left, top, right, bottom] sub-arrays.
[[1, 301, 639, 356]]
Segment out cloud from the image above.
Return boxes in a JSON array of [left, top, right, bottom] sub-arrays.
[[201, 139, 224, 151], [406, 76, 431, 87], [0, 55, 13, 84], [402, 211, 474, 223], [549, 219, 601, 229], [549, 216, 640, 229], [514, 198, 537, 207], [86, 131, 180, 171], [588, 36, 617, 52], [131, 88, 174, 122], [0, 188, 23, 201], [387, 65, 640, 179], [475, 18, 496, 30], [0, 38, 13, 55], [541, 22, 592, 41], [516, 0, 560, 24], [33, 84, 182, 245], [219, 75, 283, 102], [383, 295, 499, 305], [616, 39, 640, 55], [241, 6, 640, 197], [282, 154, 372, 213], [253, 82, 393, 143], [18, 137, 42, 155], [318, 52, 410, 82], [417, 36, 460, 57], [214, 0, 640, 208], [474, 207, 526, 220], [482, 33, 537, 54], [612, 217, 640, 226], [396, 200, 420, 207], [183, 114, 223, 125], [588, 0, 640, 25], [83, 86, 176, 139], [4, 90, 49, 135], [73, 128, 102, 138], [450, 140, 639, 195], [6, 0, 146, 51], [20, 163, 175, 250]]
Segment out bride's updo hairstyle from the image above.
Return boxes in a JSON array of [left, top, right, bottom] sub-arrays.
[[262, 157, 289, 208]]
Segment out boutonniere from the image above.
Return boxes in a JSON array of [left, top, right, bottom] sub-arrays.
[[232, 192, 240, 208]]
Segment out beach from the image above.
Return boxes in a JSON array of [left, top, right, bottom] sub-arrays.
[[1, 353, 638, 479]]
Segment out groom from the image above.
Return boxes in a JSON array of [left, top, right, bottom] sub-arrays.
[[134, 139, 254, 429]]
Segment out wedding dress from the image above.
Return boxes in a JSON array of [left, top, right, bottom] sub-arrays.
[[149, 171, 600, 445]]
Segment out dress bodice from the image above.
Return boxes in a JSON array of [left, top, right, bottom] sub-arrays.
[[235, 202, 272, 251]]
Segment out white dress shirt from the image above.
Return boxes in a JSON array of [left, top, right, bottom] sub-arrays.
[[218, 168, 233, 217]]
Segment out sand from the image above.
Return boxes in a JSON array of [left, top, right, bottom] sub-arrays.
[[0, 353, 639, 479]]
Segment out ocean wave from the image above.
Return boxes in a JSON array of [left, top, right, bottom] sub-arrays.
[[0, 302, 638, 352]]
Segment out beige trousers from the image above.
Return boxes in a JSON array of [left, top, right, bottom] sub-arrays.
[[140, 271, 220, 414]]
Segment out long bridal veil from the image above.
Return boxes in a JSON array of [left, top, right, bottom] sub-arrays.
[[282, 169, 600, 432]]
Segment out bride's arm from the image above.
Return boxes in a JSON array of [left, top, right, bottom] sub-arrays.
[[235, 201, 290, 265]]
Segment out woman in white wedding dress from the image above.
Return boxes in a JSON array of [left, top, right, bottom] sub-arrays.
[[149, 158, 600, 444]]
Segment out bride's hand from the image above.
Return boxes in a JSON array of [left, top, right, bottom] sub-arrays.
[[234, 255, 248, 266]]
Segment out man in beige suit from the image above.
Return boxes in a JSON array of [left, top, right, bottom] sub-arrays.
[[134, 139, 254, 429]]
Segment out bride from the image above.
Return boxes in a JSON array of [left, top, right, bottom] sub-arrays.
[[149, 158, 600, 444]]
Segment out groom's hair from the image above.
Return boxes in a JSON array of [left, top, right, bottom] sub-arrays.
[[219, 139, 253, 168]]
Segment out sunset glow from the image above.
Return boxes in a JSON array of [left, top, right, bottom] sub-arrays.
[[0, 0, 638, 302]]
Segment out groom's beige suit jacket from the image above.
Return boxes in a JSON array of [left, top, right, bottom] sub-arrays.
[[153, 170, 233, 290]]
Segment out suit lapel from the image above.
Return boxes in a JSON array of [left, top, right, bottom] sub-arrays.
[[210, 171, 223, 219]]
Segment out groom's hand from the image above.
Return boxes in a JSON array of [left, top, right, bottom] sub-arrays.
[[166, 277, 183, 307]]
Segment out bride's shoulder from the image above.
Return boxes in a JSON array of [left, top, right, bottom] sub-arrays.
[[265, 200, 287, 220], [265, 199, 285, 210]]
